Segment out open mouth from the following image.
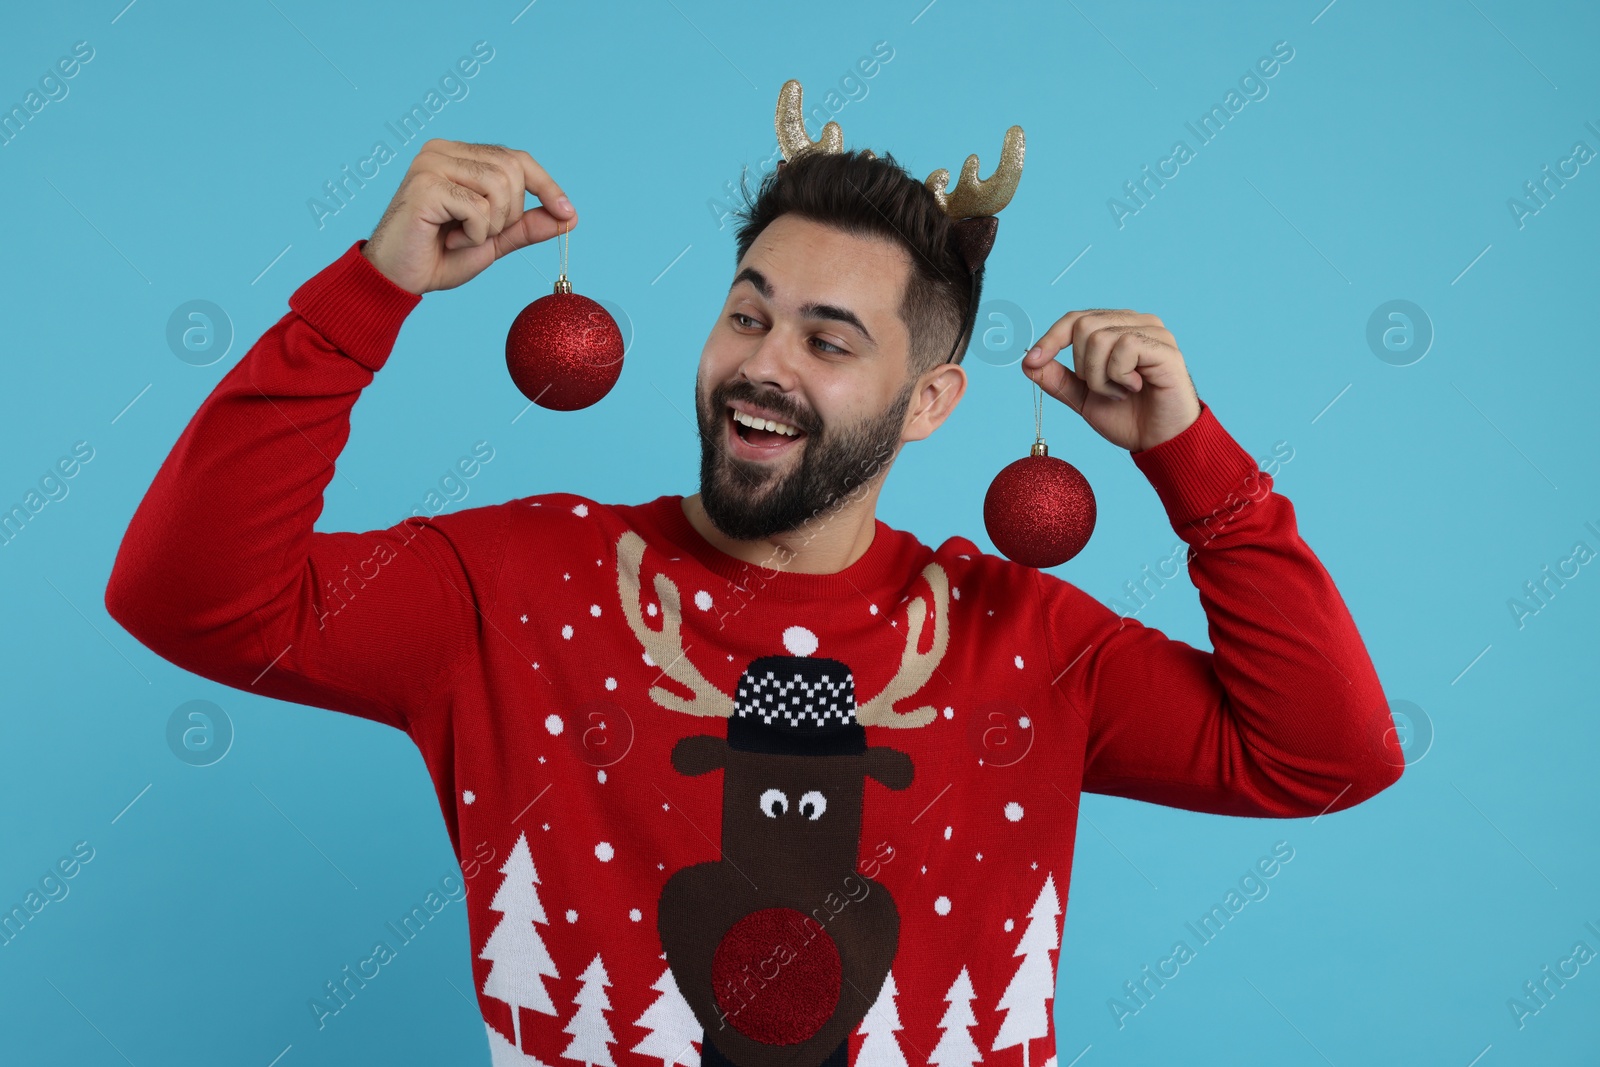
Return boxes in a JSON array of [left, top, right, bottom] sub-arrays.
[[726, 405, 807, 460]]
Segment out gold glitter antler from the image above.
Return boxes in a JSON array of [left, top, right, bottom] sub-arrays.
[[775, 79, 875, 162], [770, 78, 1023, 272], [924, 125, 1026, 219]]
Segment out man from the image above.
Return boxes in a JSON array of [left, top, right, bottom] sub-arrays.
[[106, 135, 1402, 1067]]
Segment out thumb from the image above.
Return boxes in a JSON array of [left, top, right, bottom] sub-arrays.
[[495, 203, 578, 259], [1023, 348, 1088, 415]]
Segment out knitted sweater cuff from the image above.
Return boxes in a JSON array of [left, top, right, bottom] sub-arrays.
[[286, 239, 422, 372], [1128, 399, 1267, 530]]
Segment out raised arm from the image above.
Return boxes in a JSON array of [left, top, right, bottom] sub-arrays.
[[1018, 310, 1402, 817], [104, 140, 580, 732], [1040, 401, 1403, 817]]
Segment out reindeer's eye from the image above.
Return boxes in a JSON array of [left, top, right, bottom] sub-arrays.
[[759, 788, 788, 818], [799, 790, 827, 821]]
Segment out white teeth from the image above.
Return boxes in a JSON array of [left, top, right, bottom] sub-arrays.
[[733, 410, 800, 436]]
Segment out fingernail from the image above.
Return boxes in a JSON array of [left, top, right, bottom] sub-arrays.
[[556, 196, 573, 214], [1024, 346, 1041, 361]]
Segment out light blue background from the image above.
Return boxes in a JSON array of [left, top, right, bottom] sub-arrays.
[[2, 1, 1597, 1064]]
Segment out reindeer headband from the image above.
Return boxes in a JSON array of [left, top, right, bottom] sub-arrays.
[[773, 79, 1026, 364]]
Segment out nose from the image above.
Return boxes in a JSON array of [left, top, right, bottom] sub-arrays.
[[735, 321, 805, 397]]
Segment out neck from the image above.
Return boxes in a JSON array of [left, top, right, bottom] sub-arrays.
[[681, 486, 883, 575]]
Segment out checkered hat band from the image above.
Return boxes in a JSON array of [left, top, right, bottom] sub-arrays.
[[734, 658, 855, 730]]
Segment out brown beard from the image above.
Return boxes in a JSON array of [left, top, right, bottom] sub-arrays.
[[694, 374, 911, 542]]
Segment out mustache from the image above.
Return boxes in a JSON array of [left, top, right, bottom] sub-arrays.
[[712, 382, 818, 435]]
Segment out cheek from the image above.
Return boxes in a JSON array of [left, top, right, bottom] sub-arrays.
[[695, 363, 728, 423], [816, 375, 881, 423], [699, 329, 744, 381]]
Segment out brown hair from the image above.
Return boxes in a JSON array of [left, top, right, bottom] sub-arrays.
[[729, 148, 981, 378]]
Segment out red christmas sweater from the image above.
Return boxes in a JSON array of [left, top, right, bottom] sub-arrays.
[[105, 240, 1402, 1067]]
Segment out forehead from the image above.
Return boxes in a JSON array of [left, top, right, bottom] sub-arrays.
[[734, 215, 912, 323]]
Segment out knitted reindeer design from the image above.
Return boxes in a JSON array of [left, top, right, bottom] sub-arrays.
[[615, 530, 951, 1067]]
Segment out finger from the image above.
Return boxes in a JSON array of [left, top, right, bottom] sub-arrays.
[[1073, 316, 1135, 399], [435, 141, 560, 235], [1024, 309, 1101, 367], [1119, 328, 1175, 390], [1024, 352, 1089, 414], [1030, 308, 1145, 383], [1079, 315, 1165, 396], [424, 174, 494, 247], [454, 150, 521, 233], [444, 224, 481, 252], [492, 204, 576, 260], [1148, 324, 1175, 346], [423, 152, 521, 236], [440, 141, 576, 233], [1093, 327, 1165, 398], [1105, 333, 1146, 393]]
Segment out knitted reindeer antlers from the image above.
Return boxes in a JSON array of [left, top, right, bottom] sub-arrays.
[[615, 530, 951, 728], [773, 78, 1026, 272]]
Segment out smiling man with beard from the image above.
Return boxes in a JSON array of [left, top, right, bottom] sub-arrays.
[[695, 359, 913, 546], [691, 212, 921, 552], [105, 94, 1403, 1066]]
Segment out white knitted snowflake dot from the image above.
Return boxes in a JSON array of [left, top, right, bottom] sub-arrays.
[[783, 626, 818, 657]]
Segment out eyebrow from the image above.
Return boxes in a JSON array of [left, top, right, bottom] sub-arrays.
[[729, 267, 877, 348]]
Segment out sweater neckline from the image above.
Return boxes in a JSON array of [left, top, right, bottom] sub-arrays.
[[636, 495, 908, 601]]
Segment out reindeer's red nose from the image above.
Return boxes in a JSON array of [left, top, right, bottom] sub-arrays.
[[712, 907, 841, 1044]]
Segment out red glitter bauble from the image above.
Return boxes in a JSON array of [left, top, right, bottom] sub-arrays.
[[983, 451, 1096, 568], [505, 290, 624, 411], [711, 907, 840, 1043]]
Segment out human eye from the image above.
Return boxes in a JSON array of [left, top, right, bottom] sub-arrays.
[[812, 337, 846, 355], [728, 312, 761, 330]]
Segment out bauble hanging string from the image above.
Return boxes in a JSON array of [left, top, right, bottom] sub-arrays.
[[983, 378, 1097, 568], [505, 220, 625, 411]]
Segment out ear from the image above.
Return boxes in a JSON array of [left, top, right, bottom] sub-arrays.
[[902, 362, 968, 444], [671, 734, 729, 776], [952, 217, 999, 273], [863, 746, 914, 791]]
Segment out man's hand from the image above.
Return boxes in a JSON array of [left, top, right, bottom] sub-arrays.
[[1021, 309, 1202, 452], [360, 139, 578, 296]]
